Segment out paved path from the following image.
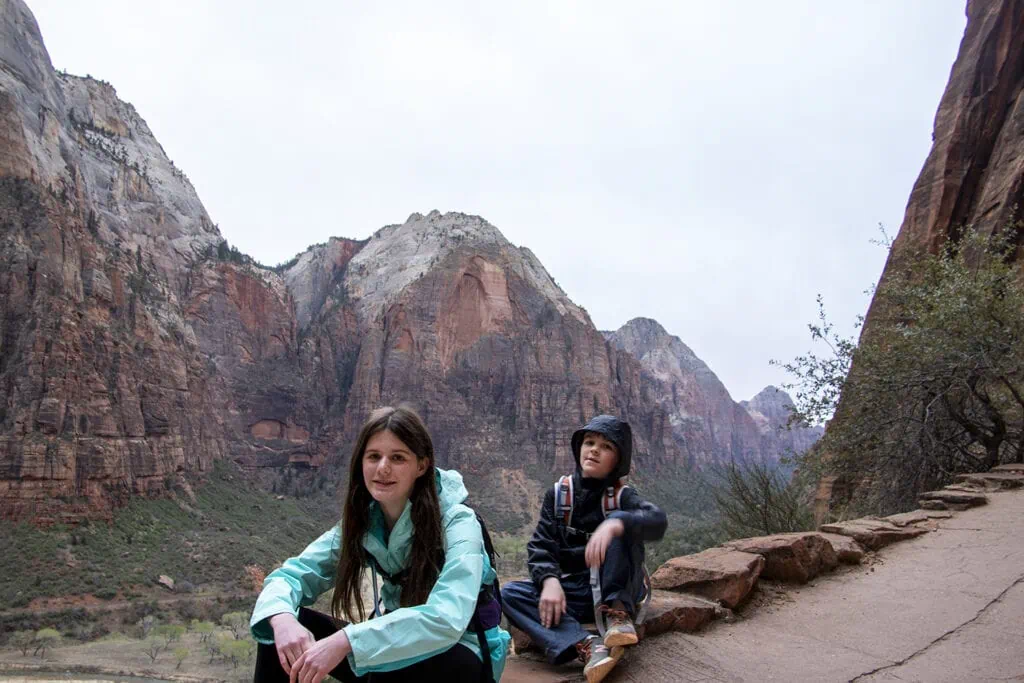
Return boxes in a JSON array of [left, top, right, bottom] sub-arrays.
[[505, 490, 1024, 682]]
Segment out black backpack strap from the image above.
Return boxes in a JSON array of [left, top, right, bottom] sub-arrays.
[[471, 614, 495, 683], [368, 554, 409, 586]]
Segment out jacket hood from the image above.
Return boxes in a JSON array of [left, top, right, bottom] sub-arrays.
[[436, 467, 468, 513], [571, 415, 633, 481]]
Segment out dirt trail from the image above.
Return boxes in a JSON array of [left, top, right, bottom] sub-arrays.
[[505, 490, 1024, 683]]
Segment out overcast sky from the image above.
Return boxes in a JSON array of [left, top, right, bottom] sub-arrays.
[[30, 1, 967, 403]]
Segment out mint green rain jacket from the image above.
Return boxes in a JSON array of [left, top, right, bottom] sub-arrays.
[[250, 468, 510, 680]]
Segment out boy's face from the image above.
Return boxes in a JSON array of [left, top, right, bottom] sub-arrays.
[[579, 432, 619, 479]]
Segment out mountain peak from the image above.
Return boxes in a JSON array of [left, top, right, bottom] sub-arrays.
[[371, 210, 510, 248], [0, 0, 54, 92], [622, 317, 668, 337]]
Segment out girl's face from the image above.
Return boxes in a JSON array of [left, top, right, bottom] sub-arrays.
[[362, 429, 429, 511]]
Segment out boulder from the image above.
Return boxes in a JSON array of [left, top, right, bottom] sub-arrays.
[[955, 472, 1024, 490], [819, 518, 928, 550], [942, 483, 986, 493], [508, 624, 537, 655], [637, 590, 718, 638], [919, 490, 988, 507], [652, 548, 764, 608], [724, 532, 839, 583], [885, 510, 932, 527], [921, 499, 966, 509], [157, 575, 174, 591], [816, 533, 865, 564]]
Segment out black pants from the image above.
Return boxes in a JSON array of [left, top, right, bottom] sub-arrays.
[[500, 534, 646, 664], [253, 607, 485, 682]]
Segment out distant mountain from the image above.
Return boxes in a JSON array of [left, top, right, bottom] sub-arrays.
[[604, 319, 822, 467], [741, 386, 824, 462]]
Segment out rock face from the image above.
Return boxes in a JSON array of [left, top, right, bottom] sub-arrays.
[[0, 0, 228, 523], [833, 1, 1024, 442]]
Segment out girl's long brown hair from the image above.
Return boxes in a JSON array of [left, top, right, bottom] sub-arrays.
[[331, 406, 445, 623]]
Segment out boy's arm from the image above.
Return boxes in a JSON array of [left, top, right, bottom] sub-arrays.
[[609, 488, 668, 542], [527, 487, 561, 589]]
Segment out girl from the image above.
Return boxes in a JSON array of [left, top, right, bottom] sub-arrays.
[[250, 406, 510, 682]]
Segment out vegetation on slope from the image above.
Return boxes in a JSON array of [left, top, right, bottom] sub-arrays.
[[0, 461, 339, 610]]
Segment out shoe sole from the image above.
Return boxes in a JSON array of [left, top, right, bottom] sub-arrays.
[[604, 631, 639, 648], [584, 646, 624, 683]]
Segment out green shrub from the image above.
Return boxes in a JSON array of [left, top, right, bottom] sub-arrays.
[[33, 628, 61, 658]]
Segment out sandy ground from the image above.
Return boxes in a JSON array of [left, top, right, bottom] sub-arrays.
[[619, 490, 1024, 682]]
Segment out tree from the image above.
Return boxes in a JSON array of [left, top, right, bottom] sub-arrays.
[[173, 646, 190, 670], [33, 628, 61, 659], [783, 225, 1024, 512], [711, 460, 814, 537], [153, 624, 186, 648], [191, 620, 216, 643], [219, 638, 255, 669], [220, 611, 249, 639], [143, 637, 164, 663], [11, 631, 34, 656]]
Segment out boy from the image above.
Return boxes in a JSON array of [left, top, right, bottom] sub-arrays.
[[502, 415, 668, 683]]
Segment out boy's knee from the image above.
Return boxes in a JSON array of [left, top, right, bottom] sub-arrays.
[[500, 580, 536, 605]]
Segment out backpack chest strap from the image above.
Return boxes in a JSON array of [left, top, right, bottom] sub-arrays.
[[554, 475, 574, 526], [601, 482, 626, 518]]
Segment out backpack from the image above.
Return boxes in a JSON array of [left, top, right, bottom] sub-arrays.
[[552, 474, 652, 637], [553, 474, 627, 530], [367, 510, 502, 683]]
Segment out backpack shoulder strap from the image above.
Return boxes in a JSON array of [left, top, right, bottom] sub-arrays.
[[600, 480, 629, 518], [554, 474, 574, 525]]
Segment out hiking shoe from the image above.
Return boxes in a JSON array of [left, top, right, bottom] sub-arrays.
[[576, 635, 624, 683], [600, 606, 638, 647]]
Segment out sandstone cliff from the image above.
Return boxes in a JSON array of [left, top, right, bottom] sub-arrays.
[[0, 0, 228, 522], [831, 0, 1024, 443]]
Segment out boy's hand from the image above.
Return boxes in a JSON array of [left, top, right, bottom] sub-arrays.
[[585, 519, 625, 568], [539, 577, 567, 628]]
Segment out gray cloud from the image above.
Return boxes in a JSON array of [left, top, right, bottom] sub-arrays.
[[30, 0, 966, 401]]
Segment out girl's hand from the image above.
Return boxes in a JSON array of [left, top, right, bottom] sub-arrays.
[[585, 519, 625, 568], [290, 630, 351, 683], [539, 577, 567, 628], [269, 613, 314, 675]]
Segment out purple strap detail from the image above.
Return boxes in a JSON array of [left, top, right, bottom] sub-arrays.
[[475, 595, 502, 630]]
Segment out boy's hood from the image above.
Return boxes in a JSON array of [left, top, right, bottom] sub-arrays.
[[571, 415, 633, 481]]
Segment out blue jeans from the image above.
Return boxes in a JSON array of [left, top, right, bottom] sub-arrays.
[[501, 535, 645, 664]]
